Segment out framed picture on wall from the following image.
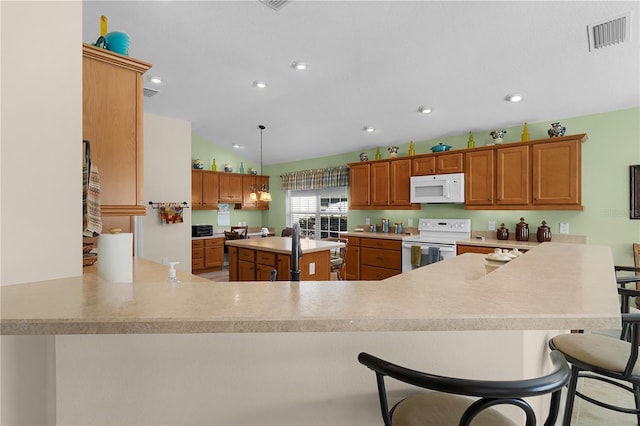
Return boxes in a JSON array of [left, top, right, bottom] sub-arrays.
[[632, 165, 640, 219]]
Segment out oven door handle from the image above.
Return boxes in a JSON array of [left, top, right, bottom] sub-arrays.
[[402, 243, 455, 252]]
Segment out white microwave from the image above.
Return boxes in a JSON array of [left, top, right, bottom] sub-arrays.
[[410, 173, 465, 204]]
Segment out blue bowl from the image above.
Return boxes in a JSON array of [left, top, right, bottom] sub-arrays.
[[430, 143, 452, 152]]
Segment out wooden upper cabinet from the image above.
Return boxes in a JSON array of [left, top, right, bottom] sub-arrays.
[[202, 171, 220, 209], [412, 156, 436, 176], [390, 158, 413, 206], [82, 44, 151, 216], [219, 173, 243, 203], [464, 150, 495, 206], [532, 139, 581, 206], [349, 163, 371, 207], [496, 145, 529, 206], [371, 161, 390, 206], [192, 170, 203, 208], [436, 152, 464, 174]]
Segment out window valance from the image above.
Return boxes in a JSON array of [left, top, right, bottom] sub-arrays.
[[281, 166, 350, 191]]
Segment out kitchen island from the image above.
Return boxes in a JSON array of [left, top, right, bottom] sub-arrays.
[[225, 236, 344, 281], [1, 243, 620, 425]]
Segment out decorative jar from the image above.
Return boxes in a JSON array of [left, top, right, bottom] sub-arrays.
[[193, 159, 204, 169], [489, 130, 507, 144], [515, 217, 529, 241], [548, 122, 566, 137], [387, 146, 399, 158], [360, 152, 369, 162], [536, 220, 552, 242], [497, 223, 509, 240]]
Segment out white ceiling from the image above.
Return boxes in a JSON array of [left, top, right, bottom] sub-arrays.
[[82, 1, 640, 166]]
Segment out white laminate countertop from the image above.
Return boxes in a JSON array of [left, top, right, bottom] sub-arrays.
[[225, 236, 344, 254], [0, 242, 620, 335]]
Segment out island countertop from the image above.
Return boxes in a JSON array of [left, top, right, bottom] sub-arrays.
[[224, 236, 344, 254], [0, 242, 620, 335]]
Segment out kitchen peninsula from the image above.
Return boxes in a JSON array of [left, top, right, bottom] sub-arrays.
[[1, 243, 620, 425], [225, 236, 344, 281]]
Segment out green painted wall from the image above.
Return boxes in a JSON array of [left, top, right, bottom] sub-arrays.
[[194, 107, 640, 265]]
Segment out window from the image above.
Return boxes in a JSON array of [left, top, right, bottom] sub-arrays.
[[286, 188, 348, 240]]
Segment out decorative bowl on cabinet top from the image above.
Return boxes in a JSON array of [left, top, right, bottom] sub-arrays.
[[430, 143, 452, 152]]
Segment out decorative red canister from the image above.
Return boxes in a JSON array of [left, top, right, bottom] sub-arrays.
[[496, 223, 509, 240], [537, 220, 552, 242], [515, 217, 529, 241]]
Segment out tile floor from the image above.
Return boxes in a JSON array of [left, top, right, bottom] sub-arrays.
[[197, 267, 638, 425]]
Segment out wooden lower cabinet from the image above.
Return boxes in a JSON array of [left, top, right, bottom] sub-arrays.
[[229, 248, 330, 281], [345, 236, 360, 280], [359, 238, 401, 280], [192, 238, 224, 273]]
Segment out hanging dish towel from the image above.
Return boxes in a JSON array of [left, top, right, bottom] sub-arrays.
[[411, 245, 422, 267], [83, 164, 102, 237], [427, 246, 442, 265], [160, 203, 184, 224]]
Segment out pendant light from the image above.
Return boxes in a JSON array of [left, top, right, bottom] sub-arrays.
[[249, 125, 271, 202]]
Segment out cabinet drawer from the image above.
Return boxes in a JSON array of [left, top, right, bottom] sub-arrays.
[[192, 248, 204, 259], [192, 240, 204, 249], [205, 238, 223, 248], [192, 259, 204, 271], [347, 236, 360, 247], [256, 250, 276, 266], [238, 248, 255, 262], [360, 265, 400, 280], [361, 238, 401, 250], [361, 247, 401, 270]]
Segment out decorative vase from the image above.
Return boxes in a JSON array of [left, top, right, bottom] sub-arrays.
[[497, 223, 509, 240], [360, 152, 369, 162], [515, 217, 529, 241], [548, 122, 566, 137], [387, 146, 399, 158], [224, 164, 233, 172], [467, 132, 475, 148], [536, 220, 552, 242], [521, 123, 529, 141], [211, 158, 217, 171], [193, 159, 204, 169], [408, 141, 416, 156], [489, 130, 507, 144], [375, 147, 381, 160]]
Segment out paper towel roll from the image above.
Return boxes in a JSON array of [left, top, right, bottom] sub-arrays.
[[98, 233, 133, 282]]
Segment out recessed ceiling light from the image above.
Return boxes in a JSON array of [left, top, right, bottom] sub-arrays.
[[292, 62, 308, 70], [253, 81, 268, 89], [363, 126, 375, 133], [506, 94, 523, 103], [232, 144, 242, 149], [418, 106, 432, 114], [148, 76, 162, 84]]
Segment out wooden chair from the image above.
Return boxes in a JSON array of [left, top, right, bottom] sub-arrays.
[[323, 237, 348, 280], [224, 230, 243, 254], [281, 227, 293, 237], [230, 226, 248, 239], [359, 350, 569, 426]]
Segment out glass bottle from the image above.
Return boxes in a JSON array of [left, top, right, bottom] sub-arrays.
[[467, 132, 475, 148], [239, 162, 244, 174], [375, 147, 381, 160], [211, 158, 217, 171], [521, 122, 529, 141], [408, 141, 415, 156]]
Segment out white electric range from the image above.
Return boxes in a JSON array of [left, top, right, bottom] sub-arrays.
[[401, 218, 471, 272]]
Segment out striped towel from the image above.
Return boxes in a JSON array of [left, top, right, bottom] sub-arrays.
[[83, 164, 102, 237]]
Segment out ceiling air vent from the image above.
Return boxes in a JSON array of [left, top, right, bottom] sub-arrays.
[[587, 12, 631, 51], [259, 0, 289, 12], [143, 87, 159, 98]]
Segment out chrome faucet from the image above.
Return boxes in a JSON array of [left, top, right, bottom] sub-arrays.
[[290, 222, 303, 281]]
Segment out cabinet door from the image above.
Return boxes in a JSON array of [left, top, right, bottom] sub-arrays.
[[228, 246, 238, 281], [412, 156, 436, 176], [390, 159, 413, 206], [371, 162, 390, 206], [238, 260, 255, 281], [191, 170, 203, 208], [345, 237, 360, 280], [256, 264, 276, 281], [436, 153, 464, 174], [464, 150, 495, 206], [496, 145, 529, 206], [349, 163, 371, 207], [276, 254, 291, 281], [532, 140, 581, 206], [219, 173, 243, 202], [202, 171, 219, 209], [204, 239, 224, 269], [83, 46, 151, 216]]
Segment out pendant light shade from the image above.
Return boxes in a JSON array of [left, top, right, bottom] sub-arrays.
[[249, 125, 271, 202]]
